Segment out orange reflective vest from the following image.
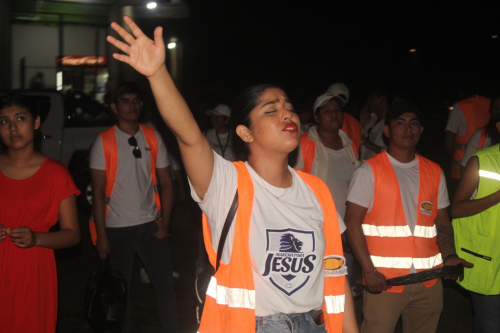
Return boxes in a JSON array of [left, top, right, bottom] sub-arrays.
[[363, 152, 442, 293], [199, 162, 345, 333], [451, 97, 490, 178], [478, 127, 488, 151], [341, 113, 362, 155], [89, 125, 161, 245], [300, 131, 358, 175]]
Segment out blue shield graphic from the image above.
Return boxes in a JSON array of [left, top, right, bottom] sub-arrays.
[[262, 228, 317, 296]]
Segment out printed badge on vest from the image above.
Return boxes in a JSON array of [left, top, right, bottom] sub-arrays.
[[324, 255, 347, 277], [262, 228, 317, 296], [420, 201, 433, 216]]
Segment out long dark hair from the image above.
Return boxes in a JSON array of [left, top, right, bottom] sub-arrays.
[[230, 84, 283, 161]]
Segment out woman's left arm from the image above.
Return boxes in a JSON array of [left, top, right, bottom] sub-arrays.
[[9, 195, 80, 249], [342, 279, 359, 333]]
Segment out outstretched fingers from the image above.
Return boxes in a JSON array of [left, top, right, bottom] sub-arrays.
[[110, 22, 136, 46], [123, 15, 145, 39], [106, 35, 131, 55], [153, 26, 165, 49]]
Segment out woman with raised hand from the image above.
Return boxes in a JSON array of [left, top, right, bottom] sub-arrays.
[[0, 93, 80, 333], [107, 16, 357, 333]]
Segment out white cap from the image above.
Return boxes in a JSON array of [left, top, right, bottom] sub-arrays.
[[206, 104, 231, 117], [313, 93, 345, 113], [327, 83, 349, 104]]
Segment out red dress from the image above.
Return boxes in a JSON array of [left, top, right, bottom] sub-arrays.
[[0, 157, 80, 333]]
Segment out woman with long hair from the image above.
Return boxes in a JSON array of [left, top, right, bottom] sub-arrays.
[[107, 16, 357, 332], [0, 94, 80, 332]]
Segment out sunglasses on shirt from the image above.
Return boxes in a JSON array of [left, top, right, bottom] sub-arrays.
[[128, 136, 142, 159]]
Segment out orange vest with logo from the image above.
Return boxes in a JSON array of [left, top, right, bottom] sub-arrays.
[[363, 152, 442, 293], [198, 162, 345, 333], [452, 97, 490, 178], [89, 125, 161, 245], [341, 113, 362, 155], [300, 132, 358, 174]]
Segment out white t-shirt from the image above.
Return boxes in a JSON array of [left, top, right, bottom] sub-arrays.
[[325, 147, 354, 220], [90, 126, 169, 228], [445, 104, 467, 135], [461, 129, 491, 167], [191, 152, 344, 316], [205, 128, 237, 162], [360, 118, 386, 161], [347, 153, 450, 273]]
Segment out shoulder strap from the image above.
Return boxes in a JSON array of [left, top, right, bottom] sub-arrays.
[[215, 191, 239, 272]]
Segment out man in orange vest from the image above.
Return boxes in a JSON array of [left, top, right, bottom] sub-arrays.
[[444, 95, 490, 181], [90, 82, 179, 333], [344, 101, 472, 333]]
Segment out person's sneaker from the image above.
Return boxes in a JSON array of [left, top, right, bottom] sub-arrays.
[[139, 268, 150, 284]]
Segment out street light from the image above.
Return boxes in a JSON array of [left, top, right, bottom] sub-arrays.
[[168, 42, 176, 49], [409, 48, 416, 53], [147, 2, 157, 9]]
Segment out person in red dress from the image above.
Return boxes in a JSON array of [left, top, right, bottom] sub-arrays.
[[0, 93, 80, 333]]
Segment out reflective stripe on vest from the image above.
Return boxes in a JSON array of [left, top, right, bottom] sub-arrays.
[[89, 124, 160, 245], [363, 152, 442, 293], [198, 162, 345, 333], [451, 96, 490, 178], [479, 170, 500, 181], [362, 224, 437, 238], [206, 276, 256, 309], [370, 253, 442, 269]]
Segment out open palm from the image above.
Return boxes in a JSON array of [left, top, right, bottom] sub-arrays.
[[107, 16, 166, 78]]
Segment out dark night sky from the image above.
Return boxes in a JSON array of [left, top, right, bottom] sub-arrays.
[[142, 1, 500, 112]]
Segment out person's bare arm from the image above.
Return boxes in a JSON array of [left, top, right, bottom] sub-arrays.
[[361, 136, 383, 154], [344, 201, 388, 292], [451, 157, 500, 218], [107, 16, 213, 199], [342, 279, 359, 333], [445, 130, 456, 158], [91, 168, 110, 259], [434, 207, 473, 280], [8, 195, 80, 249], [155, 166, 174, 239]]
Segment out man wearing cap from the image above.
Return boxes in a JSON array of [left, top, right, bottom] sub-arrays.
[[327, 83, 363, 154], [344, 102, 472, 333], [204, 104, 237, 162]]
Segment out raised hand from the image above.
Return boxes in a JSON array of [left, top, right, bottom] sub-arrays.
[[107, 16, 166, 78]]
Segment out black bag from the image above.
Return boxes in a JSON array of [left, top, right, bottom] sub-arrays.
[[195, 192, 239, 324], [84, 260, 127, 333]]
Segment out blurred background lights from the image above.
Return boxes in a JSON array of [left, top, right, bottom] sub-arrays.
[[492, 35, 498, 39], [168, 42, 176, 49], [409, 49, 416, 53], [146, 2, 157, 9]]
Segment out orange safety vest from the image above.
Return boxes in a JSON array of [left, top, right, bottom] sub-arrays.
[[199, 162, 345, 333], [89, 125, 161, 245], [363, 152, 442, 293], [451, 96, 490, 178], [300, 132, 358, 174], [341, 113, 362, 155], [478, 127, 488, 151]]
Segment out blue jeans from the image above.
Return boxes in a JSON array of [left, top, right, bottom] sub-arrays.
[[470, 291, 500, 333], [255, 310, 326, 333]]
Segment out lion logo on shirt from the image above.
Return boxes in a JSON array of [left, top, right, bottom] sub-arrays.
[[262, 229, 317, 296], [280, 233, 303, 252]]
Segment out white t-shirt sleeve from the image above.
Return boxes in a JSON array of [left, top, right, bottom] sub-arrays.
[[346, 162, 374, 211], [89, 135, 106, 170], [154, 131, 170, 169], [461, 129, 482, 167], [445, 104, 467, 135], [337, 211, 347, 234], [190, 151, 238, 254], [437, 169, 450, 209]]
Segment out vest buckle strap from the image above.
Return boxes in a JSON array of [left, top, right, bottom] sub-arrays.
[[452, 159, 462, 165], [455, 143, 467, 150], [153, 184, 160, 193], [324, 295, 345, 314], [104, 196, 110, 205], [206, 277, 256, 310]]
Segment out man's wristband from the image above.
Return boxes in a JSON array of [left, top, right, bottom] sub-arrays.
[[362, 268, 377, 277], [442, 253, 458, 266]]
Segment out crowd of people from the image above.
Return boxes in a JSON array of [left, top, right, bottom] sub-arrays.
[[1, 15, 500, 333]]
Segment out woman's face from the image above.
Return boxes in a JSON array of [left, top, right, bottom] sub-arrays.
[[210, 114, 229, 132], [314, 99, 344, 132], [237, 88, 300, 156], [0, 105, 40, 150]]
